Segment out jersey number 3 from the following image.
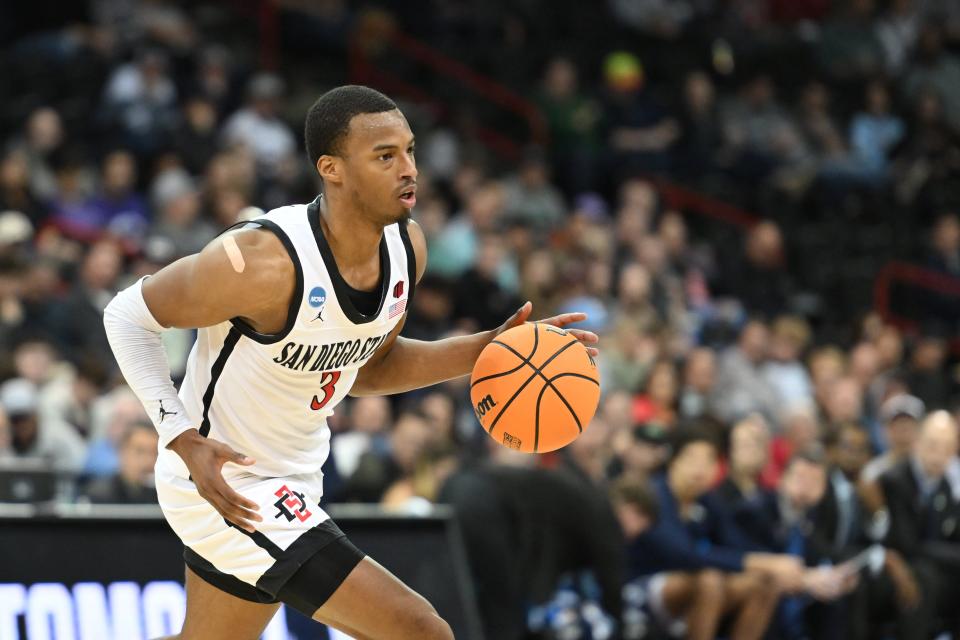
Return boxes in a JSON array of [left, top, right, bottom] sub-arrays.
[[310, 371, 341, 411]]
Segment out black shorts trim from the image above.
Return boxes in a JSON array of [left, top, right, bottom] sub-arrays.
[[184, 518, 364, 610]]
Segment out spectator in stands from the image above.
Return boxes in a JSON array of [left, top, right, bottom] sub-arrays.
[[146, 172, 217, 259], [101, 48, 178, 156], [767, 405, 822, 484], [676, 70, 724, 179], [796, 81, 847, 178], [632, 359, 680, 429], [501, 150, 566, 230], [822, 424, 873, 554], [727, 221, 792, 318], [904, 331, 950, 409], [536, 56, 602, 196], [816, 0, 884, 80], [47, 147, 102, 242], [345, 409, 432, 503], [764, 315, 814, 411], [735, 450, 860, 640], [714, 319, 782, 427], [83, 386, 150, 478], [678, 347, 717, 419], [880, 410, 960, 639], [861, 394, 924, 485], [48, 238, 122, 367], [428, 182, 505, 278], [600, 51, 678, 180], [721, 75, 803, 183], [0, 149, 45, 227], [83, 420, 158, 504], [452, 233, 522, 330], [617, 421, 670, 483], [876, 0, 923, 75], [0, 377, 86, 471], [822, 377, 866, 437], [173, 95, 221, 177], [624, 428, 799, 640], [89, 149, 149, 248], [18, 106, 64, 202], [902, 22, 960, 134], [892, 88, 960, 206], [714, 415, 774, 510], [222, 72, 296, 177], [838, 80, 905, 186]]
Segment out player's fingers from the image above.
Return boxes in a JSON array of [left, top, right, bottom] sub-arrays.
[[503, 301, 532, 328], [566, 329, 599, 343], [542, 312, 587, 327], [211, 489, 262, 532], [213, 440, 256, 466], [585, 347, 600, 358], [217, 480, 261, 514]]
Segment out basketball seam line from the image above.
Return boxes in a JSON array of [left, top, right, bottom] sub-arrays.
[[534, 372, 599, 446], [486, 331, 585, 442], [470, 321, 541, 388], [484, 337, 579, 437]]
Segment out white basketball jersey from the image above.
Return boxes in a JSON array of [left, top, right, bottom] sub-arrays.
[[157, 196, 415, 480]]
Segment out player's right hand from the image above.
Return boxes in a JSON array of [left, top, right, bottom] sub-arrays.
[[168, 428, 262, 533]]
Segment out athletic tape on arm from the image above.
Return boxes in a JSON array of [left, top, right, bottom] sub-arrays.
[[223, 235, 245, 273]]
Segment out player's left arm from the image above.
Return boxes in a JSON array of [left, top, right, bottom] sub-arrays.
[[349, 220, 599, 397]]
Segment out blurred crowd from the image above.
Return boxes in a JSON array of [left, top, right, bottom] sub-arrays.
[[2, 0, 960, 639]]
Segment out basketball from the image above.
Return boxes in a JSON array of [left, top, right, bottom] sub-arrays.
[[470, 322, 601, 453]]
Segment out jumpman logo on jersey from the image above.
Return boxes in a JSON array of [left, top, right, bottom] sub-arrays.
[[158, 400, 178, 423], [311, 308, 324, 322]]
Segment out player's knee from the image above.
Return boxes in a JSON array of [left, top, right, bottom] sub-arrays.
[[695, 569, 725, 598]]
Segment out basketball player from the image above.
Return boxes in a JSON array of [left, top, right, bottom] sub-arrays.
[[103, 85, 599, 640]]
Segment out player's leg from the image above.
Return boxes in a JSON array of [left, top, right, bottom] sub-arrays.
[[279, 547, 452, 640], [657, 571, 725, 640], [721, 571, 782, 640], [156, 566, 281, 640]]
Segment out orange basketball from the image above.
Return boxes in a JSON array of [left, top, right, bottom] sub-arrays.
[[470, 322, 600, 453]]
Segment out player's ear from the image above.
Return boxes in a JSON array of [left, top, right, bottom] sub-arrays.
[[317, 155, 342, 185]]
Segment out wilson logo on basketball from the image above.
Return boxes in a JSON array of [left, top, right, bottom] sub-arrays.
[[273, 485, 312, 522], [475, 394, 496, 418]]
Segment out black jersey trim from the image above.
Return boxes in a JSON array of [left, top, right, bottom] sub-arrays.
[[199, 327, 242, 437], [397, 218, 417, 304], [227, 219, 304, 345], [307, 195, 391, 325]]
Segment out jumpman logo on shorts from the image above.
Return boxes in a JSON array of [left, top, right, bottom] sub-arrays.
[[158, 400, 178, 423]]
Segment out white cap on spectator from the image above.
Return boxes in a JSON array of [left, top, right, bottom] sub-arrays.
[[0, 210, 34, 245], [880, 394, 925, 423], [0, 378, 38, 416]]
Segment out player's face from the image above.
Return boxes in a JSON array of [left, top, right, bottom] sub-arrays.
[[340, 110, 417, 225], [671, 442, 717, 499]]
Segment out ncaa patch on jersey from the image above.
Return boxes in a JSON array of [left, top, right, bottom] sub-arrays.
[[308, 287, 327, 308]]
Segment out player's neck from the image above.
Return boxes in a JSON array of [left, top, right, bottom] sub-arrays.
[[319, 193, 383, 268]]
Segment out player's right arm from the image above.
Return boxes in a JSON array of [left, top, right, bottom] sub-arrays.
[[104, 229, 293, 532]]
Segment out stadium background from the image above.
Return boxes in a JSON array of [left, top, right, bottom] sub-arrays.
[[2, 0, 960, 638]]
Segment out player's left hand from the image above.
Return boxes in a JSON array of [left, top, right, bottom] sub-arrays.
[[497, 301, 600, 358]]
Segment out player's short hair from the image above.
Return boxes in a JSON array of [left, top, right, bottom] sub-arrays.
[[783, 446, 827, 472], [610, 477, 660, 522], [668, 424, 721, 465], [304, 85, 398, 166]]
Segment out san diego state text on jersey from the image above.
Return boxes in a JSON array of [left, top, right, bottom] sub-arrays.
[[271, 332, 391, 373]]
